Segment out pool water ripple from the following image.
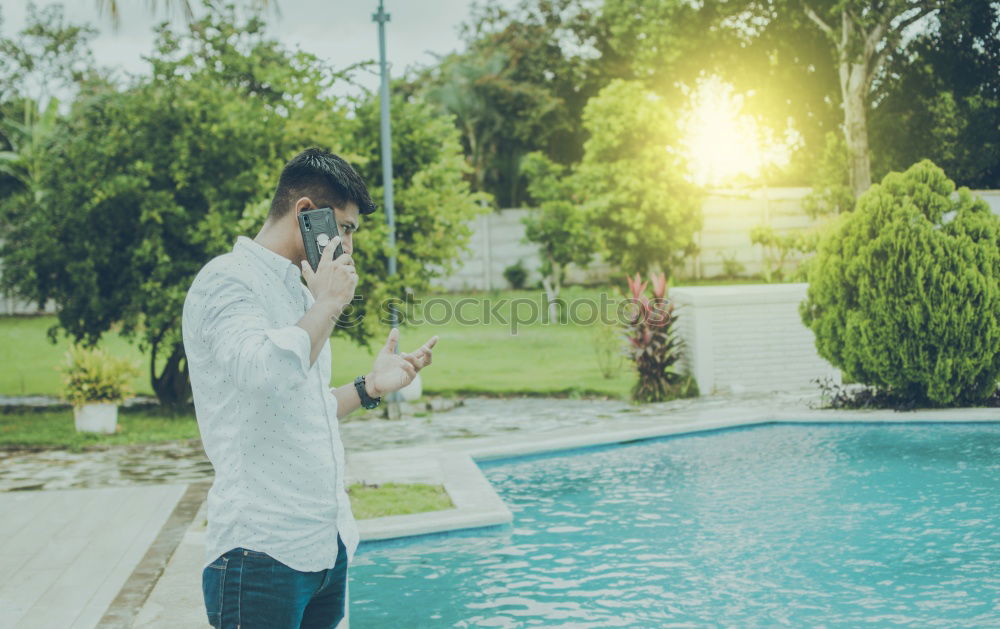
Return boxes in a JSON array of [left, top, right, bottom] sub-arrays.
[[350, 423, 1000, 628]]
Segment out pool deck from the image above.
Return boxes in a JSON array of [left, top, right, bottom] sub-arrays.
[[137, 404, 997, 628], [0, 483, 191, 628], [2, 403, 995, 627]]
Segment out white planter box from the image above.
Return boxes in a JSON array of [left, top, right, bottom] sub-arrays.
[[74, 402, 119, 434], [671, 283, 841, 395]]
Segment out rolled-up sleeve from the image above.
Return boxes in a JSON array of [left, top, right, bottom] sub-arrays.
[[194, 271, 312, 393]]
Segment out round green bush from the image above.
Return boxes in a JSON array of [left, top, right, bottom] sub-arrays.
[[801, 160, 1000, 406]]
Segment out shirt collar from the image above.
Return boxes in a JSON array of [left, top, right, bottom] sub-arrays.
[[234, 235, 303, 287]]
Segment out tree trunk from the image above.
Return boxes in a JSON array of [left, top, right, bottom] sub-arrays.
[[150, 341, 191, 407], [806, 5, 878, 201], [541, 264, 562, 323], [840, 59, 872, 198]]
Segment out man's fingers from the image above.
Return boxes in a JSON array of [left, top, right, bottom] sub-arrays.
[[400, 360, 417, 379], [384, 327, 400, 353], [300, 259, 314, 282], [423, 335, 439, 351], [402, 353, 422, 370], [411, 347, 432, 367], [319, 235, 339, 266]]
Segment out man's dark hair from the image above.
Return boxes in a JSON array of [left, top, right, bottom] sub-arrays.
[[269, 148, 376, 220]]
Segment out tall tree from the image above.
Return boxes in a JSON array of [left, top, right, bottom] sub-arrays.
[[1, 6, 484, 404], [576, 79, 702, 276], [520, 151, 594, 321], [422, 0, 604, 206], [870, 1, 1000, 188], [596, 0, 841, 185], [0, 5, 101, 309], [800, 0, 950, 198], [95, 0, 276, 29]]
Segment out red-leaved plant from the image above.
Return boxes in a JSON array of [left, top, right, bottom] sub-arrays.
[[624, 272, 687, 402]]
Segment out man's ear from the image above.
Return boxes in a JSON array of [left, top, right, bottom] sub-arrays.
[[293, 196, 315, 218]]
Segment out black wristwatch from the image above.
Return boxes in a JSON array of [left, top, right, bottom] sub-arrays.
[[354, 375, 381, 409]]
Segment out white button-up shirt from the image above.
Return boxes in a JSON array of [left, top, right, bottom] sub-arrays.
[[182, 235, 358, 572]]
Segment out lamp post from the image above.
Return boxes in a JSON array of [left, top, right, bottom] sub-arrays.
[[373, 0, 402, 419]]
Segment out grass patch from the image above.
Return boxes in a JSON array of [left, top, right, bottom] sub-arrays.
[[347, 482, 454, 519], [1, 287, 641, 400], [328, 286, 639, 398], [2, 282, 740, 402], [0, 316, 152, 397], [0, 406, 200, 452]]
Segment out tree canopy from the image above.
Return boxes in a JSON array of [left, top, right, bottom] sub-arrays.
[[0, 5, 484, 404]]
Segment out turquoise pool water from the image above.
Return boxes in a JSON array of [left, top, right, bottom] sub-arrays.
[[350, 424, 1000, 627]]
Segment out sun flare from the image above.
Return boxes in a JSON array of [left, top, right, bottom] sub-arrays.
[[681, 76, 795, 188]]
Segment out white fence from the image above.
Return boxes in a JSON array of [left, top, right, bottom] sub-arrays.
[[3, 190, 998, 312], [432, 188, 1000, 292], [671, 283, 841, 394]]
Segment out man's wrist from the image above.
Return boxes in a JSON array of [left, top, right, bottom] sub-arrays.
[[364, 372, 380, 398], [315, 297, 346, 320]]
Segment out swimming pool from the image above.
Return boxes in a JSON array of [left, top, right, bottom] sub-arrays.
[[349, 423, 1000, 627]]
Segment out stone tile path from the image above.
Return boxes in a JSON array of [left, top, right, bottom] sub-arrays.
[[0, 392, 823, 492], [0, 484, 187, 628]]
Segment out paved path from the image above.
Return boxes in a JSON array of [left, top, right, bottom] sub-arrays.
[[0, 392, 824, 492], [136, 498, 349, 629], [133, 499, 214, 628], [0, 484, 187, 628]]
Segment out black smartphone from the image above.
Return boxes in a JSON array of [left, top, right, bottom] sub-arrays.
[[298, 207, 344, 272]]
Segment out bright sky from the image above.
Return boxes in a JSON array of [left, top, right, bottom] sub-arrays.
[[0, 0, 516, 95]]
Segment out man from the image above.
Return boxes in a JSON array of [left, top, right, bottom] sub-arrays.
[[182, 148, 437, 628]]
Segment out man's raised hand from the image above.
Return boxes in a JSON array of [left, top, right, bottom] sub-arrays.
[[301, 236, 357, 317], [367, 329, 440, 397]]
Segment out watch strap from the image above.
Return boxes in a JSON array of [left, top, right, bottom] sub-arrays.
[[354, 375, 381, 409]]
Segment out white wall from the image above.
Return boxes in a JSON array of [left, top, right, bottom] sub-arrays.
[[430, 189, 1000, 292], [2, 191, 997, 310], [430, 208, 615, 292], [671, 283, 841, 394]]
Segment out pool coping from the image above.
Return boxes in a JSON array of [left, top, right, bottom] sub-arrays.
[[350, 406, 999, 545]]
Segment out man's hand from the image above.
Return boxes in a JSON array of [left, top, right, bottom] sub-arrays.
[[300, 236, 356, 318], [366, 328, 439, 397]]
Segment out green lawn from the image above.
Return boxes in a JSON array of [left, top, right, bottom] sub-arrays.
[[329, 286, 640, 398], [347, 482, 454, 519], [0, 316, 155, 397], [0, 406, 200, 451], [1, 286, 650, 400]]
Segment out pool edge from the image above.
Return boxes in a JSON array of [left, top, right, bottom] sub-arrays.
[[352, 408, 999, 546]]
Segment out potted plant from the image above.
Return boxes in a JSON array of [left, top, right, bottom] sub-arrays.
[[59, 345, 140, 434]]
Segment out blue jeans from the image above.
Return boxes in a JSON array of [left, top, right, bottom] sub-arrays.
[[202, 534, 348, 628]]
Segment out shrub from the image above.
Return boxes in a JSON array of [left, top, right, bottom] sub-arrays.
[[718, 250, 746, 279], [503, 259, 528, 290], [750, 225, 821, 282], [801, 160, 1000, 406], [59, 345, 140, 406], [802, 131, 855, 218], [624, 272, 688, 402], [593, 322, 624, 380]]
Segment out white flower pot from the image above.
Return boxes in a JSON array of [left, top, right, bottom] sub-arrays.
[[74, 402, 119, 434], [399, 373, 422, 402]]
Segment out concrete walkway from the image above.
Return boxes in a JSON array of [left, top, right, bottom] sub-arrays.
[[0, 484, 187, 628], [132, 499, 214, 628]]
